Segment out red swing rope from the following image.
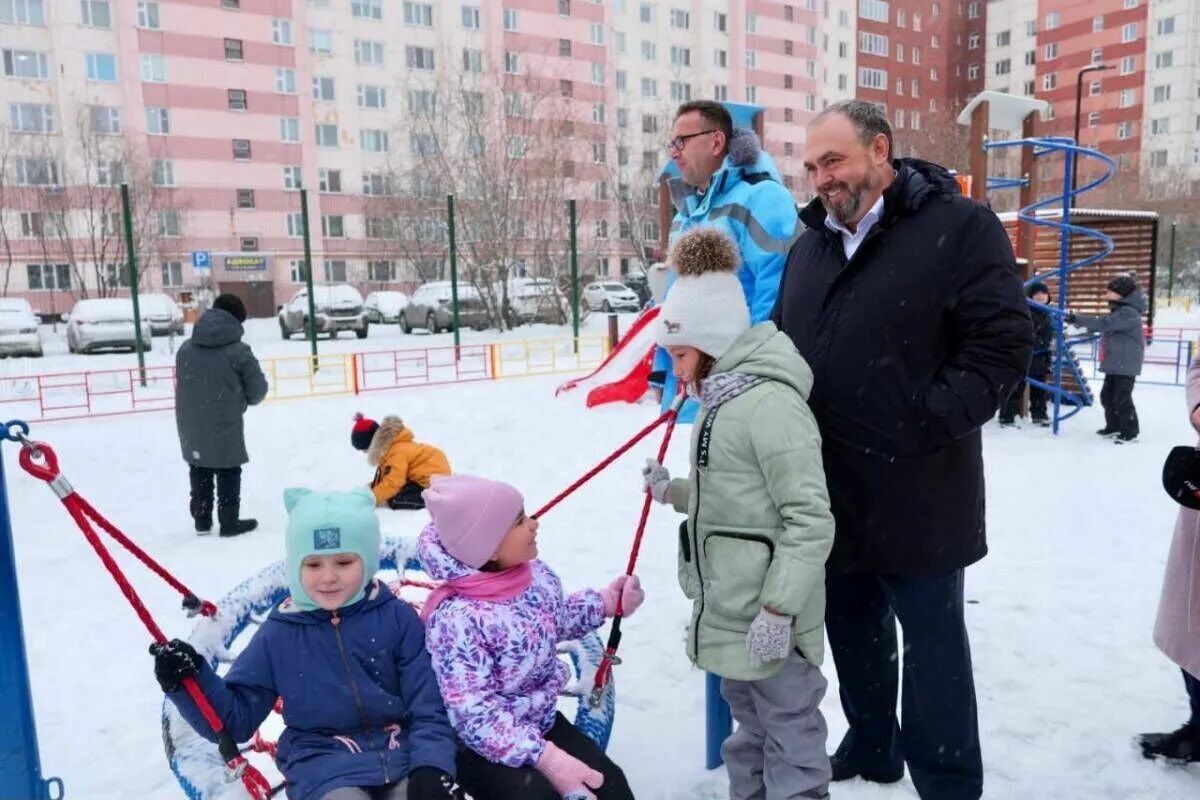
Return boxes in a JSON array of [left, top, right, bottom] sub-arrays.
[[14, 438, 271, 800]]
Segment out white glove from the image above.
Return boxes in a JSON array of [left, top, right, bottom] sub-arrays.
[[746, 608, 792, 669], [641, 458, 671, 504]]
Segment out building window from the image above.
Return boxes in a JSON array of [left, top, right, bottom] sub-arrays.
[[2, 0, 46, 25], [88, 105, 120, 134], [1089, 80, 1101, 96], [146, 107, 170, 134], [968, 64, 981, 80], [1087, 112, 1100, 128], [226, 88, 248, 110], [161, 262, 183, 289], [80, 0, 111, 28], [642, 41, 657, 61], [362, 173, 394, 196], [288, 259, 307, 283], [967, 0, 979, 18], [280, 117, 300, 143], [9, 102, 54, 133], [671, 46, 691, 67], [1042, 73, 1056, 91], [1149, 150, 1168, 167], [322, 216, 346, 239], [410, 132, 438, 155], [641, 77, 657, 97], [324, 260, 347, 282], [360, 129, 389, 152], [503, 7, 518, 30], [462, 5, 480, 28], [1045, 12, 1059, 29], [857, 67, 886, 90], [859, 33, 888, 56], [232, 138, 251, 159], [157, 210, 181, 238], [367, 261, 396, 282], [316, 126, 339, 147], [995, 59, 1011, 76], [1117, 121, 1132, 140], [671, 9, 690, 28], [1120, 56, 1136, 75], [1122, 23, 1137, 42], [224, 38, 243, 60], [1043, 43, 1057, 60], [307, 76, 333, 102], [1154, 51, 1174, 69], [236, 189, 255, 209], [1093, 15, 1104, 32], [272, 68, 297, 94], [85, 52, 116, 82], [309, 29, 332, 54], [1153, 85, 1171, 103], [286, 213, 304, 238], [356, 40, 385, 65], [354, 0, 383, 20], [1119, 89, 1135, 107], [271, 18, 292, 45], [1151, 118, 1169, 135], [559, 39, 572, 58], [315, 169, 341, 194], [283, 165, 302, 190], [26, 264, 71, 291], [670, 81, 691, 102], [152, 159, 174, 186], [354, 84, 384, 109], [858, 0, 889, 23], [462, 48, 483, 73], [408, 46, 436, 70]]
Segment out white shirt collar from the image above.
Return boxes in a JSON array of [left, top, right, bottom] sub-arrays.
[[823, 194, 885, 238]]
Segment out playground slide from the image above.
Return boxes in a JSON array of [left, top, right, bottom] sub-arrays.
[[555, 306, 660, 408]]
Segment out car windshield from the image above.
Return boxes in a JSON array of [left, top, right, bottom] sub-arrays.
[[603, 283, 628, 291], [312, 286, 363, 304]]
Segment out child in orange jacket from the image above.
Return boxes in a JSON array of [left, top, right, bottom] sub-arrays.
[[351, 413, 451, 509]]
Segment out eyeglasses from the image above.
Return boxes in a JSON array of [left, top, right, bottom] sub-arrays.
[[665, 130, 717, 153]]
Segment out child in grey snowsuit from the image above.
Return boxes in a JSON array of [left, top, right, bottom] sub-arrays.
[[1067, 274, 1146, 443]]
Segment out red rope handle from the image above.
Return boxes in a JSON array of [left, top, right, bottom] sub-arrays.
[[17, 442, 270, 799], [533, 407, 674, 519]]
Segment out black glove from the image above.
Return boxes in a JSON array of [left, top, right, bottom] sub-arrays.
[[407, 767, 465, 800], [149, 638, 204, 693]]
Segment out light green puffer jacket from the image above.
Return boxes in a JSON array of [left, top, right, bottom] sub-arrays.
[[668, 322, 834, 682]]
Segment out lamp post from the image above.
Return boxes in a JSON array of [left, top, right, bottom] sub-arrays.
[[1072, 63, 1113, 207]]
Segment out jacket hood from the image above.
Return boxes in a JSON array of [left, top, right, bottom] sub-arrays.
[[271, 578, 391, 625], [367, 416, 411, 467], [191, 308, 245, 348], [799, 157, 960, 230], [1115, 288, 1148, 314], [417, 523, 477, 583], [668, 127, 783, 213], [712, 322, 813, 400]]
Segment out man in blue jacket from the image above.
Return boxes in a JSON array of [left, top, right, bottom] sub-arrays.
[[653, 101, 799, 414]]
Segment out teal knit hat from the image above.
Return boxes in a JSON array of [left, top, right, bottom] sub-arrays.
[[283, 487, 381, 611]]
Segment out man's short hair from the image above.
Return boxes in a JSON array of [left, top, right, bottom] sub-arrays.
[[674, 100, 734, 152], [813, 100, 894, 161]]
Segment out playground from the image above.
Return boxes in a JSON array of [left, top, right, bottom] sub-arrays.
[[3, 91, 1200, 799]]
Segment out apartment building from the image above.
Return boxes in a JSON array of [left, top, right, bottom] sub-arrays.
[[0, 0, 972, 314]]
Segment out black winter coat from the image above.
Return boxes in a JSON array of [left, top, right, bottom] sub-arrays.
[[772, 159, 1033, 575], [174, 308, 268, 468]]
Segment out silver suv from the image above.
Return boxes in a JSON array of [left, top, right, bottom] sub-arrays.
[[279, 285, 369, 339]]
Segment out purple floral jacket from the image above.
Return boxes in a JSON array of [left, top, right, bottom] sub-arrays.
[[417, 524, 606, 767]]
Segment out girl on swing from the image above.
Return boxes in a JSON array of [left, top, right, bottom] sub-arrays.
[[641, 227, 836, 800], [417, 474, 641, 800]]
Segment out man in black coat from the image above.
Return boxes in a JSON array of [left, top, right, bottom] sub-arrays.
[[772, 101, 1033, 799], [174, 294, 268, 537]]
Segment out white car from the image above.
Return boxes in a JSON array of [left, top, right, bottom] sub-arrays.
[[505, 278, 568, 325], [0, 298, 43, 357], [583, 281, 641, 312], [66, 298, 153, 354], [364, 291, 409, 324], [140, 293, 185, 336], [279, 284, 369, 339]]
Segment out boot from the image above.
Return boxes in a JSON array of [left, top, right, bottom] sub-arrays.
[[215, 467, 257, 537], [1096, 427, 1119, 437], [1139, 723, 1200, 762], [829, 754, 905, 784], [188, 466, 214, 535]]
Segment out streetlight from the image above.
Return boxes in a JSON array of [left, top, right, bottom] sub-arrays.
[[1072, 63, 1113, 206]]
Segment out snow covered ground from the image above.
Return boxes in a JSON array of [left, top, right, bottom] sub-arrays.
[[5, 310, 1200, 799]]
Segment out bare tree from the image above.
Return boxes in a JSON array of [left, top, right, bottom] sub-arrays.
[[391, 51, 594, 328]]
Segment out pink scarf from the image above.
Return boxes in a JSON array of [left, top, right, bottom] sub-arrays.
[[420, 562, 533, 624]]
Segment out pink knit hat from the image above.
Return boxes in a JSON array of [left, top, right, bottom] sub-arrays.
[[422, 475, 525, 569]]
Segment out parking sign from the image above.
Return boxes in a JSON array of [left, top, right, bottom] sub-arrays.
[[191, 251, 211, 270]]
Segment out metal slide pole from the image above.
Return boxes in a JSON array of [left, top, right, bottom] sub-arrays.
[[0, 423, 65, 800], [121, 183, 147, 387], [300, 188, 319, 370]]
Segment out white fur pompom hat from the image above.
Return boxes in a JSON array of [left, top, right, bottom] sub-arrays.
[[656, 227, 749, 360]]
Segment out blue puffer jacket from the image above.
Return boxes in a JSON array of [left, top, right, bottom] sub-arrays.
[[655, 129, 799, 416], [167, 581, 457, 800]]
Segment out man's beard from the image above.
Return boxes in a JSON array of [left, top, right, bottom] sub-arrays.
[[820, 173, 877, 224]]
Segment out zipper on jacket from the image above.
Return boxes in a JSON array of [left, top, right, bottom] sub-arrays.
[[690, 407, 717, 660], [331, 611, 390, 784]]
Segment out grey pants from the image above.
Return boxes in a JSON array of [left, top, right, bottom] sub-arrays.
[[720, 650, 832, 800], [320, 782, 407, 800]]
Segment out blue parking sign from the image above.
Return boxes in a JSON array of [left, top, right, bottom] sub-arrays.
[[191, 251, 211, 269]]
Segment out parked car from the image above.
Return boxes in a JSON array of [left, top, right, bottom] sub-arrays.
[[279, 285, 369, 339], [583, 281, 641, 312], [66, 298, 153, 354], [140, 293, 185, 336], [0, 298, 43, 357], [505, 278, 568, 325], [400, 281, 490, 333], [364, 291, 409, 324]]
